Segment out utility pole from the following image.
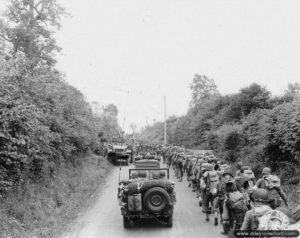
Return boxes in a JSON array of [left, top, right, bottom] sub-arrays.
[[164, 96, 167, 145]]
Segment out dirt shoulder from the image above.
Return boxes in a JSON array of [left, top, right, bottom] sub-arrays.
[[0, 153, 113, 238], [55, 154, 113, 238]]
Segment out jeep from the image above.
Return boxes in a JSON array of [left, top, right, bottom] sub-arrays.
[[118, 160, 176, 228]]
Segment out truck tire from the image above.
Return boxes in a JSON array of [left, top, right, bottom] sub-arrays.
[[123, 216, 130, 228], [166, 214, 173, 228], [143, 187, 170, 213]]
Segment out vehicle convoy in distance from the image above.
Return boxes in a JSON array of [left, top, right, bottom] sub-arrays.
[[107, 139, 131, 165], [118, 160, 176, 228]]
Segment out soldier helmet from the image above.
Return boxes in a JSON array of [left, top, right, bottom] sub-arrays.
[[223, 168, 233, 177], [217, 170, 224, 177], [252, 188, 269, 203], [262, 167, 271, 176], [131, 171, 139, 179], [242, 165, 251, 170], [236, 161, 243, 169]]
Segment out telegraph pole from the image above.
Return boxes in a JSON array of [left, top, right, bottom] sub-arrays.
[[164, 96, 167, 145]]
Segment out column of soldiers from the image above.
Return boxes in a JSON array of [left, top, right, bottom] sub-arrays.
[[162, 145, 300, 236]]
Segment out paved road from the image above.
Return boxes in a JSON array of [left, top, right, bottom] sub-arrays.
[[61, 162, 223, 238]]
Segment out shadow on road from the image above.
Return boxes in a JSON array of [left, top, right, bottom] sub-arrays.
[[126, 218, 169, 230]]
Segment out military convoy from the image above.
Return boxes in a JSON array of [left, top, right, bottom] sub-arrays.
[[113, 144, 300, 233], [117, 160, 176, 228]]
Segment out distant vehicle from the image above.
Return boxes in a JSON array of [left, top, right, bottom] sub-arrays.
[[134, 152, 161, 164], [133, 154, 143, 163], [118, 160, 176, 228], [107, 142, 130, 165]]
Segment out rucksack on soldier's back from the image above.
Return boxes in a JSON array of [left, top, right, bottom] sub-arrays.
[[207, 171, 219, 194], [227, 191, 248, 213], [258, 210, 290, 230]]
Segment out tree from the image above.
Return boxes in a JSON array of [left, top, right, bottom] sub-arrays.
[[103, 104, 118, 118], [285, 82, 300, 95], [239, 83, 271, 116], [98, 104, 121, 140], [0, 0, 66, 68], [129, 123, 137, 134], [189, 74, 219, 108]]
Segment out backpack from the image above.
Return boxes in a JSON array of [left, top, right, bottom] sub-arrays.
[[265, 175, 281, 189], [227, 191, 248, 226], [228, 191, 248, 211], [207, 171, 219, 194], [243, 169, 255, 180], [251, 206, 273, 230], [258, 210, 290, 230], [200, 178, 206, 190], [202, 163, 213, 171], [235, 176, 246, 192]]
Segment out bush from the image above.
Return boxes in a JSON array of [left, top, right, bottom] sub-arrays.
[[211, 124, 244, 162]]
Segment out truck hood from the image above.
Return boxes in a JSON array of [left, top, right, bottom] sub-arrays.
[[113, 145, 127, 149]]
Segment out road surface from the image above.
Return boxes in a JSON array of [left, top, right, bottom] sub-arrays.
[[61, 162, 223, 238]]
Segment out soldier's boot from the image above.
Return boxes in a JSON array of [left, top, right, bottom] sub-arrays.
[[198, 196, 202, 207], [214, 212, 218, 226], [221, 220, 230, 235], [208, 206, 212, 214]]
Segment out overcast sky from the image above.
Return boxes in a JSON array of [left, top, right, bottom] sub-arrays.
[[2, 0, 300, 132]]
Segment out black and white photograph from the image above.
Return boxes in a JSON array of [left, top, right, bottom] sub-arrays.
[[0, 0, 300, 238]]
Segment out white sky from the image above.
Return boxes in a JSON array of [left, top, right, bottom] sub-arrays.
[[2, 0, 300, 132]]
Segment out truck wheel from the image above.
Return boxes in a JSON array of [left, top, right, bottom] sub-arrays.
[[166, 214, 173, 227], [123, 216, 130, 228]]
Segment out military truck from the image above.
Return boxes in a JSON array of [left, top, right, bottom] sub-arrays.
[[107, 142, 131, 165], [118, 160, 176, 228]]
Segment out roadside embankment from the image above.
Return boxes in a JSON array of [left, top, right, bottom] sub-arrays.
[[0, 153, 112, 238]]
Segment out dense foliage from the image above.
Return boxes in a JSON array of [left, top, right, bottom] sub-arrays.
[[0, 0, 120, 193], [138, 77, 300, 184], [0, 1, 121, 237]]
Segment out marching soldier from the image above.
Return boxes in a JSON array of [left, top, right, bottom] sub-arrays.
[[222, 169, 248, 235], [241, 188, 272, 230], [254, 167, 288, 209]]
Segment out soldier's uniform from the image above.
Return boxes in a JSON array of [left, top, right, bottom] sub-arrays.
[[222, 171, 248, 236], [213, 172, 226, 226], [255, 168, 288, 209]]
